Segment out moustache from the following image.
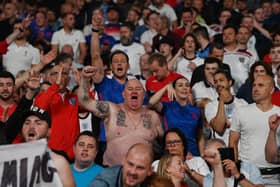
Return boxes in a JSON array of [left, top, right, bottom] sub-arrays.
[[127, 173, 138, 179]]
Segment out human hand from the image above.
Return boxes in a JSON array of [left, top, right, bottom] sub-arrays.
[[26, 70, 40, 90], [203, 148, 222, 167], [82, 66, 97, 79], [22, 14, 33, 29], [222, 159, 239, 177], [268, 114, 280, 132], [167, 83, 176, 101], [188, 61, 197, 71], [40, 49, 57, 66]]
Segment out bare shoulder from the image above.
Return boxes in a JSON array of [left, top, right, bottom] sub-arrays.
[[144, 107, 160, 119]]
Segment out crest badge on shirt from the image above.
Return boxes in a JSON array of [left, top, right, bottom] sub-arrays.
[[69, 97, 76, 105], [239, 57, 245, 63]]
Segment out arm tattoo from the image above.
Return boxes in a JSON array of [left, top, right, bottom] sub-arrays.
[[142, 113, 152, 129], [96, 101, 109, 115], [82, 82, 90, 101], [116, 109, 127, 127]]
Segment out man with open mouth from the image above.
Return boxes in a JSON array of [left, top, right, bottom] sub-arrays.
[[78, 66, 164, 166]]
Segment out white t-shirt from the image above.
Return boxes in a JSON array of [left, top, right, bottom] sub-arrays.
[[140, 29, 158, 46], [223, 51, 255, 92], [3, 42, 40, 76], [51, 28, 86, 63], [192, 81, 218, 102], [176, 56, 204, 81], [205, 97, 248, 145], [111, 42, 145, 75], [230, 103, 280, 168], [149, 4, 177, 28]]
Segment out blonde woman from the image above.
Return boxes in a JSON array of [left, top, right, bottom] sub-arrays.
[[157, 154, 188, 187]]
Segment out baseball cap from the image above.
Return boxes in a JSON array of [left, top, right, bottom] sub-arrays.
[[21, 106, 51, 127]]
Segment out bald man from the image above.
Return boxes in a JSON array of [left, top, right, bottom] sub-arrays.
[[88, 143, 153, 187], [229, 75, 280, 186], [78, 66, 163, 166]]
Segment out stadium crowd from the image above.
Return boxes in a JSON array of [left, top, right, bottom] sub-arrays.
[[0, 0, 280, 186]]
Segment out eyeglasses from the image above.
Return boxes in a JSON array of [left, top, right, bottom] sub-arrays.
[[166, 140, 182, 147]]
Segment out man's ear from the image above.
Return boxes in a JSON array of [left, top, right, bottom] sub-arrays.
[[229, 80, 232, 86], [147, 165, 153, 176], [47, 129, 51, 139], [271, 86, 275, 94]]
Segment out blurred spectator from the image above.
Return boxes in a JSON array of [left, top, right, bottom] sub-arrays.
[[51, 12, 87, 64], [0, 2, 18, 40], [3, 20, 40, 77], [149, 0, 178, 29], [111, 21, 145, 75]]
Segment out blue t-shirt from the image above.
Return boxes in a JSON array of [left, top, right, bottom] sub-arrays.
[[95, 76, 126, 141], [197, 44, 210, 59], [162, 101, 202, 156], [71, 163, 103, 187]]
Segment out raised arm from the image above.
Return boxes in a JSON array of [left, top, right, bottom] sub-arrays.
[[90, 15, 105, 83], [253, 18, 272, 40], [78, 41, 87, 64], [168, 48, 183, 71], [203, 147, 226, 187], [265, 114, 280, 164], [148, 84, 171, 112], [15, 49, 57, 90], [209, 94, 227, 136], [77, 66, 110, 118]]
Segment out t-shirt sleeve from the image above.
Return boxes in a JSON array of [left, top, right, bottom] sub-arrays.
[[51, 32, 59, 45], [31, 47, 40, 65], [204, 102, 216, 123], [230, 109, 241, 132], [77, 31, 86, 43]]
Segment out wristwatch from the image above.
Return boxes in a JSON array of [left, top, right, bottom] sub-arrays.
[[235, 173, 245, 183]]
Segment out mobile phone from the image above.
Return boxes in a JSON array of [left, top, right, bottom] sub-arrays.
[[218, 147, 234, 161]]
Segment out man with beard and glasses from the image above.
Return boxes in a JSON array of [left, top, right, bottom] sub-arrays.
[[2, 20, 40, 77], [78, 67, 163, 166], [88, 143, 153, 187], [0, 71, 17, 123], [111, 21, 145, 76]]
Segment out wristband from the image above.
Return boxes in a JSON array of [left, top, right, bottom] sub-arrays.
[[91, 28, 99, 33], [235, 173, 245, 183]]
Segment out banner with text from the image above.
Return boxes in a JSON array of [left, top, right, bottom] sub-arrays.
[[0, 139, 63, 187]]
